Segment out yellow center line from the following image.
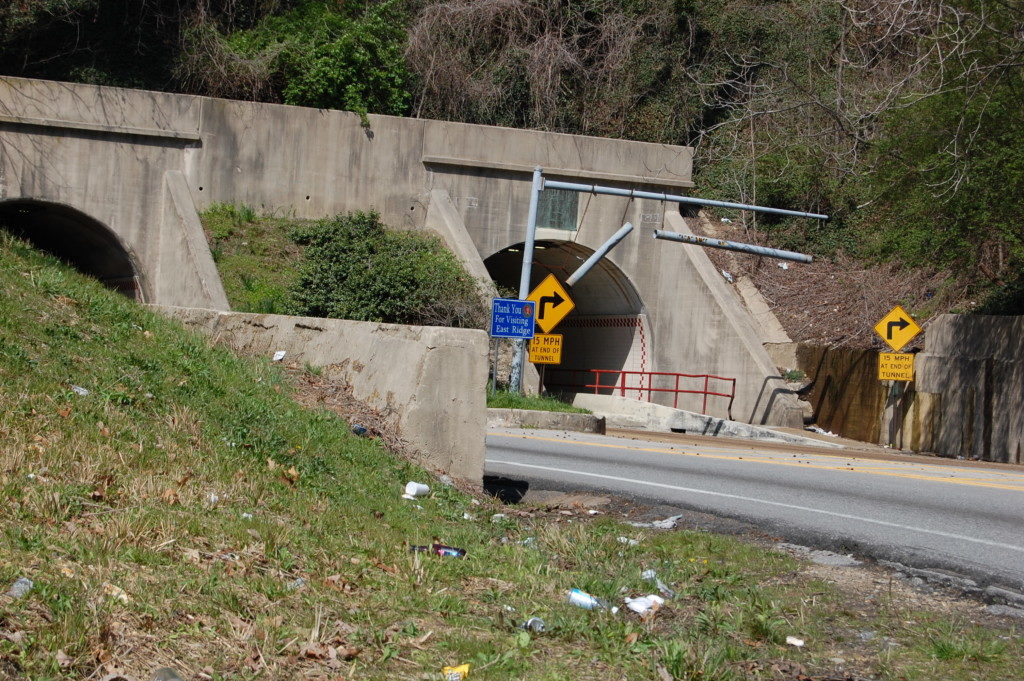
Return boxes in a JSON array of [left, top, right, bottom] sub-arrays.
[[845, 466, 1024, 483], [489, 432, 1024, 492]]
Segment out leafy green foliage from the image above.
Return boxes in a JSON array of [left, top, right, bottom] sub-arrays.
[[201, 206, 487, 327], [288, 211, 486, 328], [183, 1, 411, 116], [861, 81, 1024, 278]]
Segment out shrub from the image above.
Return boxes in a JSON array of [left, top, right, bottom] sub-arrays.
[[288, 211, 486, 328]]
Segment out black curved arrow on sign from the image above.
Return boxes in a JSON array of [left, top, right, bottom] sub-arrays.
[[538, 292, 565, 320], [887, 318, 910, 340]]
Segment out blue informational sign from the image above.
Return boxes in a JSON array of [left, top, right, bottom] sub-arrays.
[[490, 298, 536, 339]]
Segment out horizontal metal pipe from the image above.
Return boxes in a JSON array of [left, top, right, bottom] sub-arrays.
[[543, 179, 829, 220], [653, 230, 813, 263], [565, 222, 634, 287]]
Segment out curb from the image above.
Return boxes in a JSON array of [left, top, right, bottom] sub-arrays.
[[487, 408, 606, 434]]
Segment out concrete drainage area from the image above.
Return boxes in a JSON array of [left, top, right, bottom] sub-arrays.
[[496, 392, 845, 448]]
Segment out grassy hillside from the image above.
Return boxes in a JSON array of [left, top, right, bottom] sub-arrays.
[[1, 236, 1021, 680]]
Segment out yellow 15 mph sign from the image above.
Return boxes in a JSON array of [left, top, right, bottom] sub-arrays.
[[878, 353, 914, 381], [529, 334, 563, 364]]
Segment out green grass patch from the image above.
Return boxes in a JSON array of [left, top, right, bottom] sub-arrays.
[[0, 234, 1021, 680], [202, 202, 304, 314], [486, 389, 589, 414]]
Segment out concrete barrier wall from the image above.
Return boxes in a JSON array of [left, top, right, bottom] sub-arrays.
[[913, 315, 1024, 464], [571, 393, 840, 448], [486, 409, 606, 434], [153, 306, 489, 482]]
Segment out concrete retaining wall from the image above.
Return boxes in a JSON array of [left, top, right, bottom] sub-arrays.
[[910, 315, 1024, 463], [796, 315, 1024, 463], [154, 306, 489, 481], [798, 345, 886, 444]]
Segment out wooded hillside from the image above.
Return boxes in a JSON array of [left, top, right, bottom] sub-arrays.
[[3, 0, 1021, 324]]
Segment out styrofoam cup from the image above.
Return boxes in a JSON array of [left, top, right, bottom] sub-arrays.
[[403, 481, 430, 498]]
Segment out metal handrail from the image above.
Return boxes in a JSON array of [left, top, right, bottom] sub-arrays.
[[546, 368, 735, 417]]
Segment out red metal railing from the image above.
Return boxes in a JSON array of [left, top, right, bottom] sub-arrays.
[[545, 368, 736, 417]]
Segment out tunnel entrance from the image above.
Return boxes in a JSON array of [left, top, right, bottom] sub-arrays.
[[484, 240, 648, 395], [0, 200, 142, 299]]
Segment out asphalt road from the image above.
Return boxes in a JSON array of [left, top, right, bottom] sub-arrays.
[[486, 428, 1024, 593]]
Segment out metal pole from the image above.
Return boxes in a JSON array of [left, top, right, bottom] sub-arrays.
[[509, 167, 544, 394], [543, 179, 829, 221], [653, 230, 813, 263], [565, 222, 634, 287]]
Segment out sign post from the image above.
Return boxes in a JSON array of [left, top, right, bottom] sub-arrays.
[[508, 168, 545, 394]]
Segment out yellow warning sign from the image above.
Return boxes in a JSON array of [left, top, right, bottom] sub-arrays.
[[528, 333, 563, 364], [526, 274, 575, 333], [878, 353, 914, 381], [873, 305, 922, 352]]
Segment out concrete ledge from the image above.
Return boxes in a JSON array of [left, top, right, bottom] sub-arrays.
[[572, 393, 842, 449], [487, 408, 606, 434], [422, 155, 694, 188], [0, 113, 201, 142]]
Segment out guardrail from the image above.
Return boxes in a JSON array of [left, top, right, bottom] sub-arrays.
[[546, 368, 736, 417]]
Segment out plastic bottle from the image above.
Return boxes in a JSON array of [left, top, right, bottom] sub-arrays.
[[410, 544, 466, 558], [567, 588, 618, 613]]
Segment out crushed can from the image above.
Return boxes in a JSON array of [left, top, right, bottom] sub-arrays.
[[521, 617, 546, 632]]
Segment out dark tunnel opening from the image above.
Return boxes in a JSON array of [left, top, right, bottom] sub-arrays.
[[0, 199, 142, 300], [484, 240, 648, 395]]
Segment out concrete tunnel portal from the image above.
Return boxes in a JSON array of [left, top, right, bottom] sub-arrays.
[[0, 199, 142, 300], [484, 240, 650, 395]]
